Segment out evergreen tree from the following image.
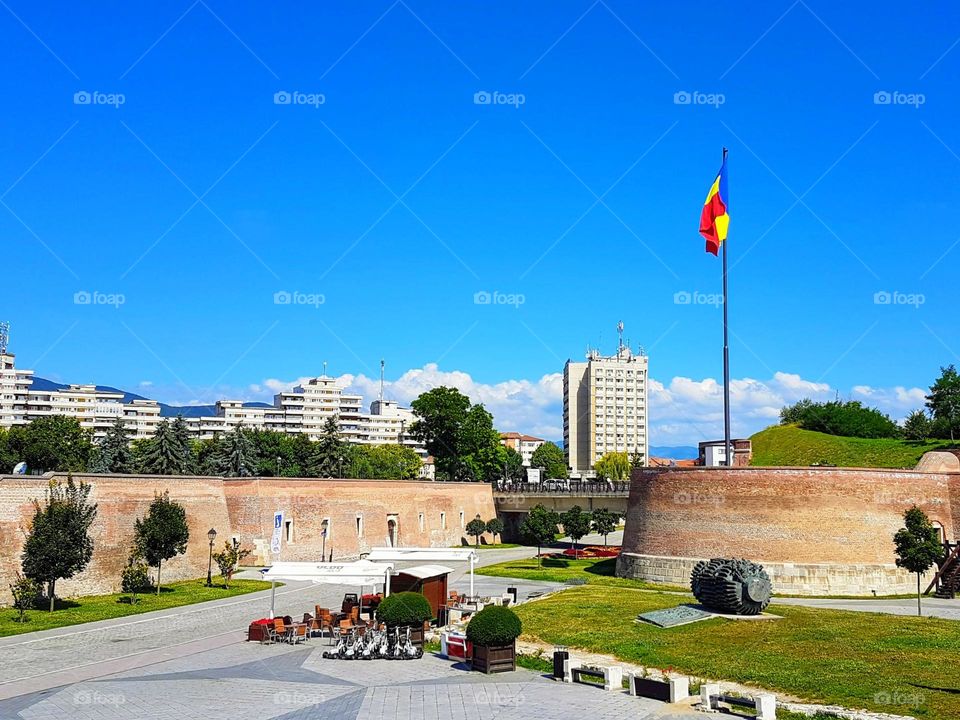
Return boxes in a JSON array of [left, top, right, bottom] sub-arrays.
[[902, 410, 932, 442], [139, 420, 190, 475], [134, 491, 190, 595], [171, 415, 194, 473], [22, 475, 98, 611], [91, 418, 133, 473], [311, 415, 349, 477], [211, 425, 256, 477]]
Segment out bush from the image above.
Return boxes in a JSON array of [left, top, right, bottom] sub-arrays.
[[779, 399, 900, 439], [375, 591, 432, 627], [466, 605, 522, 647], [121, 555, 151, 604], [10, 573, 40, 623]]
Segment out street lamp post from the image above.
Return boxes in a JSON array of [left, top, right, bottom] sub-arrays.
[[206, 528, 217, 586]]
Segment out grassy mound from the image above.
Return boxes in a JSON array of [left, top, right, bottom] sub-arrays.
[[750, 424, 956, 468]]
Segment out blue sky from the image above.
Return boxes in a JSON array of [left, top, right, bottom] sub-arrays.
[[3, 1, 959, 445]]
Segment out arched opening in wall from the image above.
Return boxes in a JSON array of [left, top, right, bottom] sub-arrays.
[[387, 516, 399, 547], [285, 519, 294, 544], [932, 521, 946, 544]]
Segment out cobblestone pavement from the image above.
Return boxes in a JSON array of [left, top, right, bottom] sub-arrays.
[[0, 640, 703, 720]]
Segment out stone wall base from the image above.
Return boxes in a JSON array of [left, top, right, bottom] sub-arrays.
[[616, 552, 934, 597]]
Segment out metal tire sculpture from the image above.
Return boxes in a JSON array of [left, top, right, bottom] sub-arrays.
[[690, 558, 772, 615]]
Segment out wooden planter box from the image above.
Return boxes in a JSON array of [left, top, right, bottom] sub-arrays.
[[471, 642, 516, 674], [247, 622, 270, 642], [632, 676, 671, 702]]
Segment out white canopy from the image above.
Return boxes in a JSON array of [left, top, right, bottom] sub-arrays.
[[395, 564, 455, 580], [365, 547, 476, 563], [260, 560, 395, 618], [365, 547, 478, 597], [262, 560, 394, 585]]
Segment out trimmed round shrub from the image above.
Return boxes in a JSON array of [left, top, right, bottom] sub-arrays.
[[466, 605, 522, 647], [375, 591, 432, 627]]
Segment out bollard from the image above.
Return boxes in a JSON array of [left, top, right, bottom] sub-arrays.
[[701, 683, 720, 711], [563, 658, 581, 684], [669, 676, 690, 703], [755, 693, 776, 720], [625, 672, 638, 696], [603, 666, 623, 691]]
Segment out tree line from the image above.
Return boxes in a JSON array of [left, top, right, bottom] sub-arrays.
[[780, 365, 960, 442], [0, 414, 422, 479]]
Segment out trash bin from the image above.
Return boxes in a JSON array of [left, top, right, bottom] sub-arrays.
[[553, 647, 569, 679]]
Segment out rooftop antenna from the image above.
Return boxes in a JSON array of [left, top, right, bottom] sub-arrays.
[[617, 321, 624, 354], [0, 321, 8, 355], [379, 359, 385, 405]]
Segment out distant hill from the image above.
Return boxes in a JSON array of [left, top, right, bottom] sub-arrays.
[[649, 445, 698, 460], [750, 424, 957, 469], [32, 376, 273, 418]]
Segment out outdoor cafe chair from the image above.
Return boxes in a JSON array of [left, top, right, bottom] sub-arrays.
[[293, 623, 308, 644], [273, 617, 289, 644]]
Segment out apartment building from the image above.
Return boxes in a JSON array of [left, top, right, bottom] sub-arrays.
[[563, 344, 649, 476], [499, 432, 546, 466]]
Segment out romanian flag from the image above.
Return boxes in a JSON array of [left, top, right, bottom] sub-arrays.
[[699, 156, 729, 255]]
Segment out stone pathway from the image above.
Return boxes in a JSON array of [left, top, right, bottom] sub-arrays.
[[1, 635, 704, 720]]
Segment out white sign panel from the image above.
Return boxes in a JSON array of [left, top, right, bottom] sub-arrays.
[[271, 511, 284, 556]]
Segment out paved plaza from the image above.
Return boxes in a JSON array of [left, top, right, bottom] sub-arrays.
[[0, 568, 700, 720]]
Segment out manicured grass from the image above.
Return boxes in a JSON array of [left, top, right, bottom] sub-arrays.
[[453, 543, 523, 549], [0, 577, 273, 638], [751, 424, 957, 468], [476, 556, 688, 592], [514, 585, 960, 718]]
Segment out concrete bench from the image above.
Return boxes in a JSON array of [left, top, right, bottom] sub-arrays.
[[562, 659, 622, 691], [700, 683, 776, 719]]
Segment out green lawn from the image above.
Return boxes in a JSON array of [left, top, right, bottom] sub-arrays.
[[476, 556, 688, 592], [515, 585, 960, 718], [750, 424, 956, 468], [453, 543, 523, 549], [1, 577, 273, 638]]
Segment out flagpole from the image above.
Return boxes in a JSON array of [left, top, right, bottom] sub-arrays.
[[721, 146, 732, 467]]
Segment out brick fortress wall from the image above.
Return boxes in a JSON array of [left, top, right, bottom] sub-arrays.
[[0, 474, 495, 603], [616, 460, 960, 596]]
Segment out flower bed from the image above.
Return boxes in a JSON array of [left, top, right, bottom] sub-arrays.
[[550, 546, 621, 559]]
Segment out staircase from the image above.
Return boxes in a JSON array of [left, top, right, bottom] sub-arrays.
[[926, 542, 960, 599]]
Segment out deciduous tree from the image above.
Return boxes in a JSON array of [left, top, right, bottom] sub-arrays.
[[560, 505, 592, 559], [529, 442, 568, 480], [590, 508, 618, 546], [519, 504, 559, 567], [21, 475, 98, 610], [465, 516, 487, 547], [135, 492, 190, 595], [926, 365, 960, 441], [894, 506, 943, 616]]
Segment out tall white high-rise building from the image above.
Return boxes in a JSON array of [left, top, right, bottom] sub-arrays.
[[563, 342, 648, 476]]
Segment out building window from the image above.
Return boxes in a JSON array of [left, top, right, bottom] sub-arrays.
[[419, 512, 425, 532], [459, 510, 465, 529], [387, 516, 399, 547], [356, 514, 364, 538], [440, 512, 446, 530], [284, 519, 294, 543]]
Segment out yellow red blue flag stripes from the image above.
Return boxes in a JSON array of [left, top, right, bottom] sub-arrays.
[[699, 157, 729, 255]]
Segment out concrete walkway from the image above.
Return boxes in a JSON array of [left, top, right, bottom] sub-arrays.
[[773, 594, 960, 620]]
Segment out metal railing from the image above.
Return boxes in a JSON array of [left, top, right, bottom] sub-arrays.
[[493, 481, 630, 495]]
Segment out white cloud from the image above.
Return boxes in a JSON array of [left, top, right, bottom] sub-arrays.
[[152, 364, 926, 449]]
